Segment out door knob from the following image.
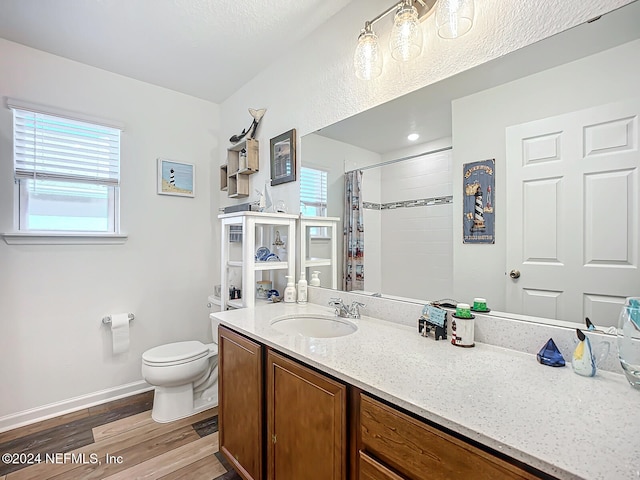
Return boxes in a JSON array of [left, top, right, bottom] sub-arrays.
[[509, 269, 521, 279]]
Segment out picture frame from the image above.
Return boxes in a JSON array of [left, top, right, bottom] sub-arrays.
[[157, 158, 195, 197], [270, 129, 296, 186], [462, 158, 495, 244]]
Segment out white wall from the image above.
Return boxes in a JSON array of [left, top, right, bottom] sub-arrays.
[[452, 39, 640, 310], [0, 39, 220, 423]]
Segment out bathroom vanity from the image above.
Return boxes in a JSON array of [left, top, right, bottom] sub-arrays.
[[219, 325, 347, 480], [213, 303, 640, 480]]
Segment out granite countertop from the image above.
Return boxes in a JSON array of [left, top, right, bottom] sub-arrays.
[[212, 302, 640, 480]]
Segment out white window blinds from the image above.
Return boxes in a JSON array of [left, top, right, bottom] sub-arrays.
[[11, 105, 121, 186], [300, 167, 328, 214]]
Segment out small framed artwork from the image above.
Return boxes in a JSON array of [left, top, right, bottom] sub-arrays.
[[157, 158, 195, 197], [270, 129, 296, 186], [463, 158, 495, 244]]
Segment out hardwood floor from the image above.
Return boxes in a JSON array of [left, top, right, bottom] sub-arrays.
[[0, 392, 241, 480]]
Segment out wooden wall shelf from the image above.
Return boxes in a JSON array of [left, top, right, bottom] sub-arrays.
[[222, 138, 259, 198]]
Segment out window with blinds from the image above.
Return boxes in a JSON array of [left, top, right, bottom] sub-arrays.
[[10, 101, 122, 233], [300, 166, 328, 236]]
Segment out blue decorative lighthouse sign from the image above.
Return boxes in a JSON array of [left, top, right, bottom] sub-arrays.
[[463, 159, 495, 244]]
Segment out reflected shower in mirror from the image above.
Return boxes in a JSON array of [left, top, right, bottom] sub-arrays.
[[300, 2, 640, 328]]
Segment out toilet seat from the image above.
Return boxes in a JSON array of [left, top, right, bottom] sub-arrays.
[[142, 341, 211, 367]]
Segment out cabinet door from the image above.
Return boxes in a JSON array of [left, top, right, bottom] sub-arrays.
[[267, 350, 346, 480], [219, 326, 264, 480]]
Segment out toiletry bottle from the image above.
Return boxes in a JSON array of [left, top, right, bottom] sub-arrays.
[[297, 272, 308, 304], [284, 276, 296, 303], [310, 271, 321, 286]]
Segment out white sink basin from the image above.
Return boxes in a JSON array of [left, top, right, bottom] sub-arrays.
[[270, 313, 357, 338]]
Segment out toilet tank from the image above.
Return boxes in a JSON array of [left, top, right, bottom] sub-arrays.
[[208, 295, 222, 344]]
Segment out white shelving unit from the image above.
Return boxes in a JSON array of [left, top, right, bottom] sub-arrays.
[[299, 216, 340, 290], [219, 211, 297, 310]]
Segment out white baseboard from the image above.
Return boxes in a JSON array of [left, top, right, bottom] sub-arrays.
[[0, 381, 154, 433]]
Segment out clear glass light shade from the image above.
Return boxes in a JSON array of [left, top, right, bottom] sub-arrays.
[[354, 30, 383, 80], [389, 3, 423, 62], [436, 0, 474, 39]]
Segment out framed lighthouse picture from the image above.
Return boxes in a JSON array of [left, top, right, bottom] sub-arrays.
[[157, 158, 195, 197], [463, 159, 495, 244]]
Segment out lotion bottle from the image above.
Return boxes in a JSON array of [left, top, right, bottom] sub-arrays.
[[297, 272, 308, 304], [284, 276, 296, 303]]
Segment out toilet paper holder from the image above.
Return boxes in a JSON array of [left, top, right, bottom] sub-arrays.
[[102, 313, 135, 325]]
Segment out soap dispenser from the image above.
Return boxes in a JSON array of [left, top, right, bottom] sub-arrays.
[[297, 272, 308, 304], [284, 276, 296, 303], [309, 271, 321, 286]]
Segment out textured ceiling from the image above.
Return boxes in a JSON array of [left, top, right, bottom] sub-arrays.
[[0, 0, 351, 103]]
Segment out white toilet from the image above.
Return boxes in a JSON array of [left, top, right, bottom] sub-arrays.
[[141, 311, 221, 423]]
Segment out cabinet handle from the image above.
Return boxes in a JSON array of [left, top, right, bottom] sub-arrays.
[[272, 434, 277, 444]]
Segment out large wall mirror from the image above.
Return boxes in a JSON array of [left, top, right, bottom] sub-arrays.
[[300, 1, 640, 328]]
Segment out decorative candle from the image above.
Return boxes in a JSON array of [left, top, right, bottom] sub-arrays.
[[473, 297, 487, 311], [456, 303, 471, 318]]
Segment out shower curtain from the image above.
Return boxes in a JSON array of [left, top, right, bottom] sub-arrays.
[[343, 170, 364, 291]]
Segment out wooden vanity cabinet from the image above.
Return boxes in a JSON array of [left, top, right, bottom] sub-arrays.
[[218, 326, 347, 480], [266, 350, 347, 480], [359, 394, 539, 480], [218, 326, 264, 480], [218, 325, 545, 480]]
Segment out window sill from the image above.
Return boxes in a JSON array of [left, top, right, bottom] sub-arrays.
[[2, 232, 129, 245], [310, 236, 331, 242]]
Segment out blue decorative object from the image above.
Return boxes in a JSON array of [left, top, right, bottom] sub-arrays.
[[255, 246, 270, 261], [537, 338, 565, 367]]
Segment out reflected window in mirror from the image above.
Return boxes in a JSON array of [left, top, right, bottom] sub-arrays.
[[300, 166, 328, 237]]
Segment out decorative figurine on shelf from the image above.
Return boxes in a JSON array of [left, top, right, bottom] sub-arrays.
[[255, 181, 273, 212], [272, 230, 287, 261], [273, 230, 285, 248], [229, 108, 266, 144]]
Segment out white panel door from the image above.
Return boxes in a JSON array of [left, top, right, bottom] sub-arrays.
[[506, 99, 640, 326]]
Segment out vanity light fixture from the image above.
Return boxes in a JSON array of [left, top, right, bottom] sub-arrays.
[[407, 133, 420, 141], [354, 0, 474, 80], [354, 22, 384, 80], [390, 0, 423, 62]]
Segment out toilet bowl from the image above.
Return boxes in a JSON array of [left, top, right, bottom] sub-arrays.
[[141, 306, 222, 423]]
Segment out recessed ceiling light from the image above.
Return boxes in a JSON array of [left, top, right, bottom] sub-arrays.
[[407, 133, 419, 141]]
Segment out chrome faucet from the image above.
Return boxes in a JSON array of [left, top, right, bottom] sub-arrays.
[[329, 298, 349, 317], [329, 298, 365, 319]]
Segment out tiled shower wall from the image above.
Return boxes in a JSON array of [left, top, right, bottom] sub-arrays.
[[363, 150, 454, 301]]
